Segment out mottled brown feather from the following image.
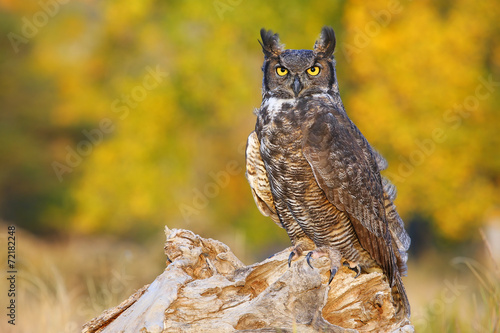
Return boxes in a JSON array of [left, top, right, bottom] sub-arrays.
[[245, 131, 281, 227]]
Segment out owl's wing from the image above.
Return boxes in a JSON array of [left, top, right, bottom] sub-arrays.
[[373, 147, 410, 273], [245, 131, 282, 228], [373, 148, 411, 274], [302, 108, 399, 284], [382, 177, 411, 275]]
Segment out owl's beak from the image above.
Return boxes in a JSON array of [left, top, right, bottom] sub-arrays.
[[292, 76, 302, 96]]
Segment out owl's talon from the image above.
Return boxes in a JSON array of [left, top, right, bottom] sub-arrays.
[[351, 265, 361, 278], [306, 251, 338, 283], [305, 251, 314, 269], [343, 261, 361, 278], [329, 267, 338, 284], [288, 251, 295, 267], [288, 242, 313, 267]]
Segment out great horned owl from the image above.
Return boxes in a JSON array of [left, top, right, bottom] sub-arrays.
[[245, 27, 411, 317]]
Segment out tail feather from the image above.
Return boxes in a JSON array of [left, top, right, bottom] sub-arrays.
[[392, 273, 411, 319]]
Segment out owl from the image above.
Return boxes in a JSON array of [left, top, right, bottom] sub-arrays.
[[245, 26, 411, 318]]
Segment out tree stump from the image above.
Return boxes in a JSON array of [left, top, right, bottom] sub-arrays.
[[82, 227, 414, 333]]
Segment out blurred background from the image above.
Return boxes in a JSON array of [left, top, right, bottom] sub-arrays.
[[0, 0, 499, 332]]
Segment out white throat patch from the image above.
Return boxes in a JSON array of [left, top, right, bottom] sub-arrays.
[[263, 97, 297, 114]]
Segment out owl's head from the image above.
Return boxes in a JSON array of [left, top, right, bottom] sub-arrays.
[[259, 26, 337, 99]]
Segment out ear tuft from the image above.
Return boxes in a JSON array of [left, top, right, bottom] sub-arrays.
[[259, 28, 284, 58], [314, 26, 336, 58]]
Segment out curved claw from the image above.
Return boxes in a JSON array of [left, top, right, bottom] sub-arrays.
[[288, 252, 294, 267], [343, 261, 361, 278], [351, 265, 361, 278], [347, 264, 361, 278], [305, 251, 314, 269], [328, 267, 338, 284]]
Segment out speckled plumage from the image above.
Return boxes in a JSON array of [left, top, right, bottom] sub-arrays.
[[245, 27, 411, 318]]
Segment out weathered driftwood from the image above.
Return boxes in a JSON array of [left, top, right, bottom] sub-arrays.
[[82, 227, 413, 333]]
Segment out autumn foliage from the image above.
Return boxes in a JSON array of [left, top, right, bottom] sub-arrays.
[[1, 0, 499, 255]]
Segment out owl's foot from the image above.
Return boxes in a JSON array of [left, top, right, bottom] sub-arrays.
[[287, 239, 316, 267], [343, 261, 361, 278], [304, 247, 342, 284]]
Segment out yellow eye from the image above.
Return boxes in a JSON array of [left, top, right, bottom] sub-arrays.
[[276, 67, 288, 76], [307, 66, 321, 76]]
